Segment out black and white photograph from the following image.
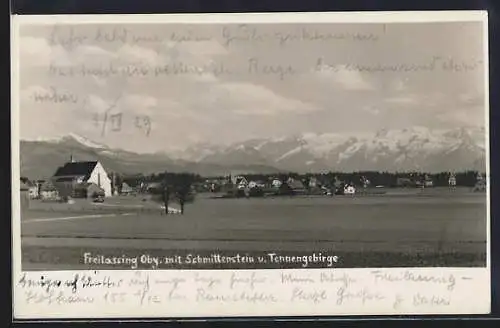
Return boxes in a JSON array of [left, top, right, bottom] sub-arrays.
[[12, 12, 490, 317]]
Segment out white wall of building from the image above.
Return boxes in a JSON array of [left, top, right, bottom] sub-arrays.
[[88, 162, 112, 197]]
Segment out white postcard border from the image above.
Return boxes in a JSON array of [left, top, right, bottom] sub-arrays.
[[11, 11, 491, 319]]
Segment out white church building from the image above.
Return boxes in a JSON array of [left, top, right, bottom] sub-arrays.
[[51, 159, 113, 197]]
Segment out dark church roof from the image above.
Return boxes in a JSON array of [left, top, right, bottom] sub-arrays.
[[53, 161, 98, 177]]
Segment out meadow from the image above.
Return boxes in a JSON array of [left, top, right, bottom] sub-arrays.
[[20, 187, 487, 270]]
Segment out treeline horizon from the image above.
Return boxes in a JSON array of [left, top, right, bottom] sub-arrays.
[[120, 169, 486, 188]]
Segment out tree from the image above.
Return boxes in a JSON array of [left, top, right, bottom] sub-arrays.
[[36, 180, 45, 198], [278, 181, 294, 196], [173, 173, 196, 215], [109, 172, 116, 196], [303, 176, 311, 191], [162, 184, 171, 215], [157, 172, 196, 215], [115, 174, 123, 195], [161, 172, 174, 215]]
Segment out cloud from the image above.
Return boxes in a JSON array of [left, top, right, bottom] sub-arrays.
[[390, 78, 409, 92], [88, 94, 115, 112], [314, 64, 374, 91], [19, 36, 72, 66], [21, 85, 49, 100], [122, 94, 158, 110], [117, 94, 205, 123], [457, 93, 485, 107], [164, 40, 228, 57], [385, 96, 416, 105], [211, 82, 319, 116], [116, 44, 165, 66], [362, 105, 381, 115], [75, 43, 167, 67], [17, 22, 486, 152], [77, 45, 114, 58], [436, 107, 485, 127]]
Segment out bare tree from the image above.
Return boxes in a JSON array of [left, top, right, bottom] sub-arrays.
[[173, 173, 195, 215], [155, 172, 196, 215], [161, 172, 173, 215]]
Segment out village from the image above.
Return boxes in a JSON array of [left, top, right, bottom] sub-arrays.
[[19, 156, 488, 209], [19, 155, 488, 271]]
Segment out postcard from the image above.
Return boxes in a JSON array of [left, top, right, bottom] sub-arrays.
[[11, 11, 490, 319]]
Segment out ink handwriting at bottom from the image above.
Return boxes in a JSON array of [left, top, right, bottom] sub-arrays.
[[134, 290, 163, 305], [393, 294, 404, 309], [134, 286, 186, 306], [291, 287, 328, 304], [194, 274, 221, 289], [128, 272, 150, 293], [413, 293, 450, 307], [371, 270, 456, 291], [230, 272, 266, 290], [336, 287, 385, 306], [103, 291, 127, 304], [25, 290, 95, 305], [196, 288, 278, 303]]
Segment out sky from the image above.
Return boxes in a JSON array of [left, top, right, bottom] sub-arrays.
[[16, 19, 486, 153]]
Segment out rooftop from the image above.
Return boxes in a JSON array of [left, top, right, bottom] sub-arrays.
[[53, 161, 98, 178]]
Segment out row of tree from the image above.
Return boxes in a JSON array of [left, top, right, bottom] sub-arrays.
[[120, 170, 485, 189], [114, 170, 486, 216], [119, 170, 484, 189]]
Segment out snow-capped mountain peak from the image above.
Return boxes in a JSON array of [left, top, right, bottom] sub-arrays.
[[170, 126, 486, 173], [22, 126, 486, 173], [61, 133, 109, 149]]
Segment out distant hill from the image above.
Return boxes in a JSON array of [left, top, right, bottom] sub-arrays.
[[19, 126, 487, 179], [19, 134, 281, 180]]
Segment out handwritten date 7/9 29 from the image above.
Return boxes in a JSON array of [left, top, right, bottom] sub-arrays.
[[93, 112, 152, 137]]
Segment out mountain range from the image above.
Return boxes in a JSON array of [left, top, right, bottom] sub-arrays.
[[20, 126, 487, 179]]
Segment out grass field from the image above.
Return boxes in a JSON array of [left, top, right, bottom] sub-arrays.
[[19, 187, 487, 270]]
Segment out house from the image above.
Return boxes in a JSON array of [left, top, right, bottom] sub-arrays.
[[20, 177, 38, 198], [231, 175, 248, 190], [397, 177, 416, 188], [146, 182, 163, 193], [40, 180, 59, 200], [423, 174, 433, 187], [344, 184, 356, 195], [25, 180, 39, 199], [448, 173, 457, 187], [308, 177, 319, 188], [52, 160, 112, 197], [474, 173, 487, 192], [248, 180, 266, 189], [287, 178, 307, 195], [333, 182, 356, 195], [271, 178, 282, 188], [120, 182, 134, 195], [360, 176, 370, 188], [73, 182, 105, 198], [20, 180, 30, 208]]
